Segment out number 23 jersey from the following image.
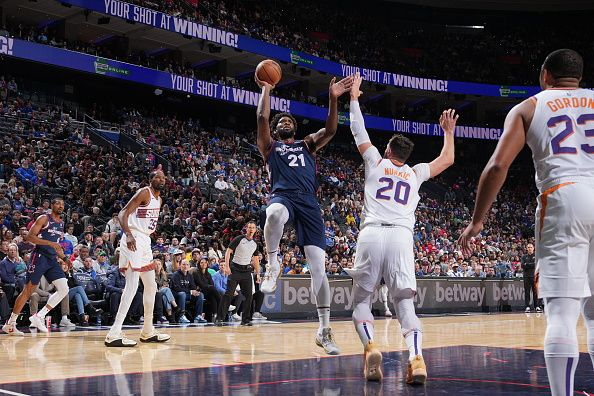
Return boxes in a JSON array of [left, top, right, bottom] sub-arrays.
[[526, 88, 594, 193], [266, 140, 318, 195], [129, 187, 161, 235], [361, 146, 430, 231]]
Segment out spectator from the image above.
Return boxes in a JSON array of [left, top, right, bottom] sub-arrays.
[[170, 259, 204, 324], [191, 258, 220, 322]]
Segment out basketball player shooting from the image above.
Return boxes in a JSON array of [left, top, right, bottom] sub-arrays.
[[347, 73, 458, 384], [458, 49, 594, 396], [105, 169, 170, 347], [255, 72, 353, 355]]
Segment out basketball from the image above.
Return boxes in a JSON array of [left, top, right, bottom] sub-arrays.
[[256, 59, 282, 85]]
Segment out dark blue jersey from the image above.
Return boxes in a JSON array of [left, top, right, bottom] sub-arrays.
[[36, 214, 64, 257], [266, 140, 318, 194]]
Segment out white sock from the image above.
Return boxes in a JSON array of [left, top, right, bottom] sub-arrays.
[[9, 313, 18, 324], [352, 285, 375, 346], [317, 307, 330, 333], [395, 297, 423, 361], [544, 297, 580, 396], [37, 307, 49, 318], [355, 321, 374, 345], [62, 315, 68, 320], [403, 329, 423, 361], [582, 295, 594, 368]]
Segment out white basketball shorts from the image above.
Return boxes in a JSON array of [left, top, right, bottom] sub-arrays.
[[118, 230, 155, 272]]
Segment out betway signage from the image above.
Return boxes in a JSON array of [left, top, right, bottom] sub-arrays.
[[261, 277, 527, 316]]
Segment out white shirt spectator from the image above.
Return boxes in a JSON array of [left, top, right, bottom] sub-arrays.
[[214, 177, 229, 190]]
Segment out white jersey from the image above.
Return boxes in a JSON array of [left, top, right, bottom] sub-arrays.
[[526, 88, 594, 193], [128, 187, 161, 235], [360, 146, 430, 231]]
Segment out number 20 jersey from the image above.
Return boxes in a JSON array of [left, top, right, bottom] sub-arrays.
[[266, 140, 318, 194], [361, 146, 430, 231], [526, 88, 594, 193], [128, 187, 161, 235]]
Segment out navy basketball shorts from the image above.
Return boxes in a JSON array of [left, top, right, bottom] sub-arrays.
[[269, 192, 325, 250], [26, 251, 66, 285]]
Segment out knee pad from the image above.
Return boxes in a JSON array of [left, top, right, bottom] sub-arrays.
[[544, 297, 580, 357], [53, 278, 69, 299]]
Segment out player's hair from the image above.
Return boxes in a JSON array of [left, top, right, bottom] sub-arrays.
[[149, 170, 160, 180], [542, 49, 583, 80], [246, 220, 257, 227], [50, 196, 64, 204], [270, 112, 298, 134], [387, 134, 414, 162]]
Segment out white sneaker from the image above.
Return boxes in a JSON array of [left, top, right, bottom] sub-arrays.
[[105, 332, 138, 347], [525, 307, 531, 313], [252, 312, 267, 320], [315, 328, 341, 355], [59, 317, 76, 327], [2, 323, 25, 336], [536, 307, 543, 313], [228, 305, 236, 312], [260, 263, 280, 293], [140, 330, 171, 343], [179, 315, 191, 324], [29, 314, 48, 333], [384, 309, 393, 317], [232, 313, 242, 322]]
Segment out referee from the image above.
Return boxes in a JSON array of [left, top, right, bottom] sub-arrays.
[[215, 221, 261, 326]]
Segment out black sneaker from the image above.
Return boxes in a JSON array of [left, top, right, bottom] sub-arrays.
[[214, 319, 224, 327]]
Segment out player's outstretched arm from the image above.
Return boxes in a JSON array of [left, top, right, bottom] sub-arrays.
[[119, 187, 151, 252], [428, 109, 458, 178], [348, 73, 373, 156], [304, 75, 353, 153], [255, 74, 274, 159], [458, 99, 531, 254]]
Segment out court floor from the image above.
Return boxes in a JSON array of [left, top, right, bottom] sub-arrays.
[[0, 313, 592, 395]]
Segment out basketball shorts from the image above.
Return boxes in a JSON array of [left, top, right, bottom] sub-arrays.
[[535, 181, 594, 298], [268, 192, 325, 250], [26, 251, 65, 285], [345, 225, 416, 298], [119, 230, 155, 272]]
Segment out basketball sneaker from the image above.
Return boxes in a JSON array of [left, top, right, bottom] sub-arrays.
[[260, 263, 280, 293], [315, 327, 341, 355], [252, 312, 267, 320], [29, 314, 48, 333], [384, 309, 393, 317], [105, 332, 138, 347], [364, 341, 383, 381], [59, 317, 76, 328], [140, 330, 171, 343], [406, 355, 427, 385], [231, 313, 242, 322], [2, 323, 24, 336]]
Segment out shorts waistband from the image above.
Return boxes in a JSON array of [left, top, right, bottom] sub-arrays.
[[539, 176, 594, 193]]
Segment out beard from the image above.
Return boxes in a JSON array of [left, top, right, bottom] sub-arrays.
[[277, 128, 295, 140], [152, 183, 165, 191]]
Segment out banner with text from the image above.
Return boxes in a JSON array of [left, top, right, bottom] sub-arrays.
[[60, 0, 542, 98], [0, 36, 503, 140], [260, 277, 527, 315]]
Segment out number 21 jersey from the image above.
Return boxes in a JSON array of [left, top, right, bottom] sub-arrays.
[[361, 146, 430, 231], [266, 140, 318, 194], [526, 88, 594, 193]]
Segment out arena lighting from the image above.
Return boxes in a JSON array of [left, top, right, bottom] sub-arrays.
[[446, 24, 485, 29]]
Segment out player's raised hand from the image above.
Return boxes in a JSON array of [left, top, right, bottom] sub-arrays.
[[255, 73, 275, 90], [457, 222, 483, 257], [329, 75, 354, 99], [350, 72, 363, 100], [439, 109, 459, 135]]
